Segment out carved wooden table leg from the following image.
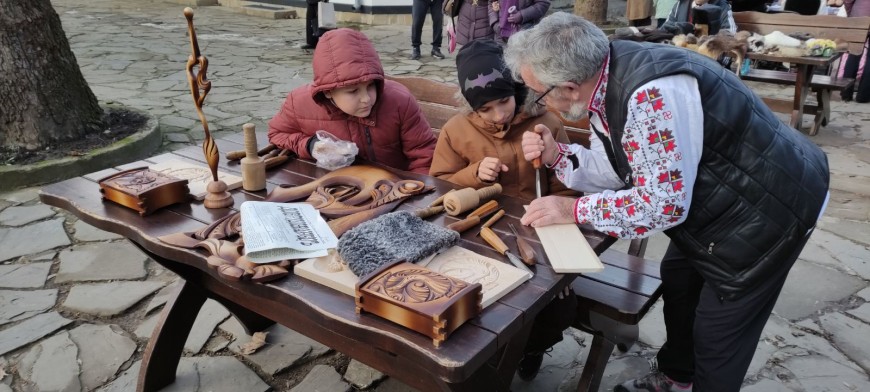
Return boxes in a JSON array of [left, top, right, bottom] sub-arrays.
[[137, 280, 207, 392], [212, 296, 275, 335], [575, 335, 615, 392]]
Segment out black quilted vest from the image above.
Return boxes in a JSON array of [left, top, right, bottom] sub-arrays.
[[598, 41, 829, 301]]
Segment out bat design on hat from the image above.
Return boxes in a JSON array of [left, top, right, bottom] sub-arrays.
[[463, 68, 504, 92]]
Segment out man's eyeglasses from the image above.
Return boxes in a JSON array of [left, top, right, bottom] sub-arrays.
[[534, 86, 555, 107]]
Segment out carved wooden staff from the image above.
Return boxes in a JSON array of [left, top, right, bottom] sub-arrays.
[[183, 7, 233, 209]]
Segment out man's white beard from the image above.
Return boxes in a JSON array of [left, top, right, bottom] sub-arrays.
[[560, 101, 587, 122]]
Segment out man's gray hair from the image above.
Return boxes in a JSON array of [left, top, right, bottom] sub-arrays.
[[504, 12, 609, 87]]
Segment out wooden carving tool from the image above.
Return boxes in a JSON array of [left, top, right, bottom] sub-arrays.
[[446, 200, 498, 233], [414, 205, 445, 219], [479, 227, 533, 277], [428, 189, 455, 207], [442, 183, 502, 216], [509, 223, 536, 266], [532, 156, 542, 199], [226, 143, 277, 161], [240, 123, 266, 191], [264, 150, 291, 169]]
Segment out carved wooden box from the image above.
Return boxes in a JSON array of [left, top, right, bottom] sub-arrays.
[[355, 261, 482, 347], [98, 167, 190, 216]]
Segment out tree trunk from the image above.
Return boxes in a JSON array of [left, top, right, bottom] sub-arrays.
[[0, 0, 103, 151], [574, 0, 608, 25]]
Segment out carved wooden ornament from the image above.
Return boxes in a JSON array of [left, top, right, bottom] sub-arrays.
[[183, 7, 232, 209]]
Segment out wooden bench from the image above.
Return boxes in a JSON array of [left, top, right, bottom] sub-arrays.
[[733, 11, 870, 135], [388, 75, 663, 391]]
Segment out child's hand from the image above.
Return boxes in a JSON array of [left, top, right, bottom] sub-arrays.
[[477, 157, 508, 182]]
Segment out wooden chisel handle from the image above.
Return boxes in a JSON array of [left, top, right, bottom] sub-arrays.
[[469, 200, 499, 218], [509, 223, 537, 266], [445, 200, 500, 233], [447, 216, 481, 233], [481, 209, 505, 229], [480, 227, 509, 255]]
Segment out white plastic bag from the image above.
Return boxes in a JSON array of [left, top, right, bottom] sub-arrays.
[[311, 130, 358, 170], [318, 2, 337, 30]]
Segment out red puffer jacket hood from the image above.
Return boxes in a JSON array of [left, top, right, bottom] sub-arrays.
[[310, 29, 385, 105]]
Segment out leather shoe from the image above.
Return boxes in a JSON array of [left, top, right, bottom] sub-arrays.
[[300, 44, 316, 50], [431, 47, 445, 59], [517, 351, 545, 381], [410, 47, 421, 60]]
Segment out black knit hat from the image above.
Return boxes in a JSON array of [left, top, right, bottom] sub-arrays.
[[456, 40, 516, 110]]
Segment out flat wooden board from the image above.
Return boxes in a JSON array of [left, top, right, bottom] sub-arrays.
[[522, 204, 604, 273], [294, 246, 530, 308], [149, 160, 242, 200], [533, 222, 604, 273]]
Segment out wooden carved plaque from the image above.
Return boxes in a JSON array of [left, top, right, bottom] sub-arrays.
[[355, 261, 482, 347]]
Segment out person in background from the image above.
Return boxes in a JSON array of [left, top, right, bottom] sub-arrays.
[[841, 0, 870, 102], [660, 0, 736, 34], [303, 0, 328, 50], [410, 0, 445, 60], [627, 0, 653, 26], [455, 0, 496, 46], [506, 12, 829, 391], [491, 0, 551, 43], [269, 29, 436, 174], [654, 0, 678, 27], [430, 39, 576, 201]]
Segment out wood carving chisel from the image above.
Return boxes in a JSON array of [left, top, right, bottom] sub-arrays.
[[446, 200, 499, 233], [533, 156, 542, 199], [509, 223, 537, 266], [480, 227, 534, 277]]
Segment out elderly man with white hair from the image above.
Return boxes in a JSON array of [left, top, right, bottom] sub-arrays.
[[505, 12, 829, 392]]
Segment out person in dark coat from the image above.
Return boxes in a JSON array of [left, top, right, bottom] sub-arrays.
[[410, 0, 445, 60], [507, 12, 829, 392], [303, 0, 327, 50]]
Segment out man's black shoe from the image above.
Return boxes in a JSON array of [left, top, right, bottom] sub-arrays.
[[517, 351, 545, 381], [300, 44, 316, 50], [431, 48, 445, 59], [410, 47, 421, 60]]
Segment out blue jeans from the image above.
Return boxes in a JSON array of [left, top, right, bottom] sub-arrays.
[[411, 0, 444, 49]]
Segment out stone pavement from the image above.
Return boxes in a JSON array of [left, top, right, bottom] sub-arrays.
[[1, 0, 869, 390]]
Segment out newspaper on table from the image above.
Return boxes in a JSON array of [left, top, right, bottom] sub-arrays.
[[240, 201, 338, 264]]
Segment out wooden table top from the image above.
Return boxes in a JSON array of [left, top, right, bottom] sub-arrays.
[[40, 132, 615, 385], [745, 51, 842, 67]]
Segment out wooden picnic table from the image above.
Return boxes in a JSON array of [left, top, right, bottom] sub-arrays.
[[745, 51, 842, 129], [39, 131, 615, 392]]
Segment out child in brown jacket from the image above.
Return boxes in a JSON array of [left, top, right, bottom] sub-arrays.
[[430, 39, 577, 381], [430, 39, 576, 201]]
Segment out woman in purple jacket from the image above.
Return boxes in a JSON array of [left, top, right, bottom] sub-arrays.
[[492, 0, 551, 42], [454, 0, 549, 46]]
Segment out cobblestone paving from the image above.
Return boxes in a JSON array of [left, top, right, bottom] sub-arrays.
[[1, 0, 869, 390]]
